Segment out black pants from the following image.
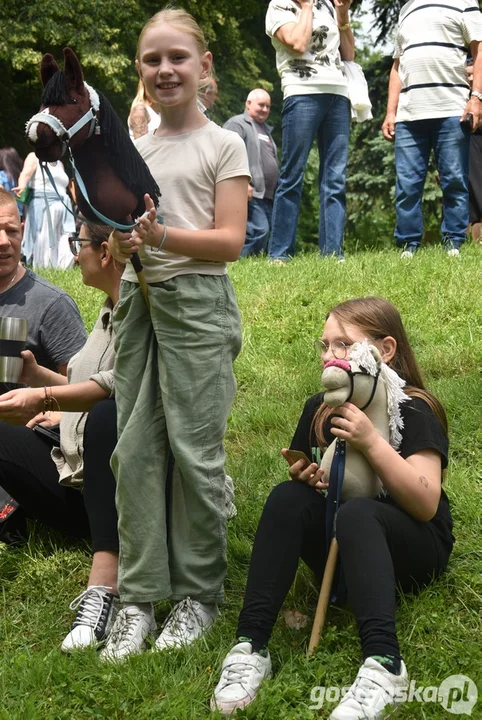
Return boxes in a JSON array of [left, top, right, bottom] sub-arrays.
[[0, 398, 118, 553], [237, 481, 451, 659]]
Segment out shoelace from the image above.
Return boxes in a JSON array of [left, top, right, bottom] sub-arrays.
[[69, 586, 112, 630], [348, 669, 394, 709], [223, 661, 255, 687], [109, 607, 145, 647], [162, 597, 198, 636]]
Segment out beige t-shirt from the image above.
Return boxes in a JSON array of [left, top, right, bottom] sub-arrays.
[[123, 121, 250, 284]]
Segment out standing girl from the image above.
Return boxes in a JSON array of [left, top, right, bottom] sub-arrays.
[[105, 8, 250, 661], [211, 297, 454, 719]]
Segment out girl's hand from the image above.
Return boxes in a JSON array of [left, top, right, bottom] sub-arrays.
[[18, 350, 43, 386], [281, 448, 328, 490], [133, 194, 162, 248], [0, 387, 44, 425], [26, 410, 62, 429], [330, 402, 379, 453], [108, 230, 137, 263]]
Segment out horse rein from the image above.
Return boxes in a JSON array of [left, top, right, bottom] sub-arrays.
[[344, 367, 381, 412], [25, 83, 160, 233]]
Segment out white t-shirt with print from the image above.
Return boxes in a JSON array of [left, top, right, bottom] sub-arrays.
[[266, 0, 348, 99], [394, 0, 482, 122], [122, 122, 250, 284]]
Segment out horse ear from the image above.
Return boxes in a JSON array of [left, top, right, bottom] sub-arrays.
[[369, 345, 382, 366], [63, 48, 84, 92], [40, 54, 60, 87]]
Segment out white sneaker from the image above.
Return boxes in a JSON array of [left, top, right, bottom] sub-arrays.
[[99, 603, 156, 662], [330, 657, 408, 720], [400, 250, 415, 260], [210, 642, 272, 715], [61, 585, 119, 652], [155, 597, 219, 650], [447, 248, 460, 257]]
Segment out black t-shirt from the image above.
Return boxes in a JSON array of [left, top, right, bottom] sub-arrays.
[[289, 393, 454, 549]]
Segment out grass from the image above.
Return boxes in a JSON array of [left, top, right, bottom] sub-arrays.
[[1, 245, 481, 719]]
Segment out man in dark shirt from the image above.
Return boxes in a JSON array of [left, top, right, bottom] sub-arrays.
[[0, 188, 87, 393], [224, 89, 279, 256]]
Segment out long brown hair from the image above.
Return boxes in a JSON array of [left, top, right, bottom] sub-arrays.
[[314, 297, 448, 447]]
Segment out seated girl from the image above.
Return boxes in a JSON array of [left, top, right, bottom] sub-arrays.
[[211, 296, 454, 720]]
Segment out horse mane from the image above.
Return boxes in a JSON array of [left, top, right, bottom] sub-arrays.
[[40, 71, 161, 218], [40, 71, 69, 106], [97, 91, 161, 217]]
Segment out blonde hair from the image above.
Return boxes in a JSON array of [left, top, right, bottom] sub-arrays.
[[130, 79, 154, 111], [313, 296, 448, 446], [137, 7, 209, 62]]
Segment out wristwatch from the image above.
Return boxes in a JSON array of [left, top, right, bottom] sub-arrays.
[[471, 91, 482, 101]]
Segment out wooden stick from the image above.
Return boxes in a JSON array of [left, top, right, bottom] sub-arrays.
[[307, 537, 339, 657], [130, 251, 150, 308]]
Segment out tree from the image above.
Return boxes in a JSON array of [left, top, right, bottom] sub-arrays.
[[0, 0, 279, 152]]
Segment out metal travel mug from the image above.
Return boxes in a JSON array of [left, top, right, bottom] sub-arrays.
[[0, 317, 28, 384]]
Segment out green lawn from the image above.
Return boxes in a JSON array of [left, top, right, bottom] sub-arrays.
[[1, 246, 481, 719]]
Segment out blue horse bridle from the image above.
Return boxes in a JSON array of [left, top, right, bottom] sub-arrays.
[[26, 87, 159, 232]]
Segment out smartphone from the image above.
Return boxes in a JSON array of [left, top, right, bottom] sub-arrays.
[[284, 449, 312, 467], [462, 113, 474, 130], [32, 423, 60, 447]]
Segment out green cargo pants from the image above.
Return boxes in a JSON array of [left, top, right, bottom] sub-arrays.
[[112, 274, 242, 604]]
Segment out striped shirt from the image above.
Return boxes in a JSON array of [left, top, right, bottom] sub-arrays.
[[394, 0, 482, 122]]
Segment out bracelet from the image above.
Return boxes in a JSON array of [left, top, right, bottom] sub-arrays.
[[43, 386, 61, 416], [338, 22, 350, 31], [153, 223, 168, 252]]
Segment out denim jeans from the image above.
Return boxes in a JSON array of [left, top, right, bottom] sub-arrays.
[[242, 198, 273, 257], [268, 93, 350, 259], [394, 117, 470, 250]]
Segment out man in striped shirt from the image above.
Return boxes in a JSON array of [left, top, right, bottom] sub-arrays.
[[382, 0, 482, 258]]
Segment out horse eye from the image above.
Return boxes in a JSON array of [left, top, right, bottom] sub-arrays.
[[68, 98, 78, 105]]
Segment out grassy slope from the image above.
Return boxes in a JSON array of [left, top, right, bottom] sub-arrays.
[[1, 246, 481, 719]]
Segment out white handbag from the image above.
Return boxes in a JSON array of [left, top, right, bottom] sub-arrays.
[[343, 61, 373, 123]]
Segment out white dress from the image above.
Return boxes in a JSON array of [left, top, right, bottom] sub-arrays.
[[23, 161, 76, 269]]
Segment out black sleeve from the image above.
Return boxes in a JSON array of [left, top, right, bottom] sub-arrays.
[[289, 393, 323, 461], [398, 396, 449, 470]]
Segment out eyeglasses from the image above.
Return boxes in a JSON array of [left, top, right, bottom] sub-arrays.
[[68, 235, 91, 256], [313, 339, 351, 359]]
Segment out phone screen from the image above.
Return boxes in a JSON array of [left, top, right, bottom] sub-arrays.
[[284, 449, 311, 467]]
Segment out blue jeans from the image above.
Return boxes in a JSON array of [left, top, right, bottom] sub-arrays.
[[268, 93, 350, 259], [242, 198, 273, 257], [395, 117, 470, 250]]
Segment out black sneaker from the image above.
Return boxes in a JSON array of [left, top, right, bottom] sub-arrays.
[[61, 585, 118, 652]]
